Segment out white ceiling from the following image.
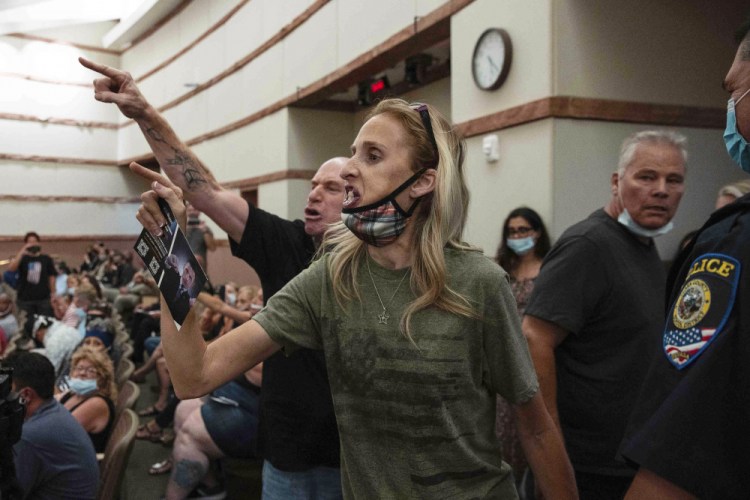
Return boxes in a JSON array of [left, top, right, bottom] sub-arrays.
[[0, 0, 181, 49]]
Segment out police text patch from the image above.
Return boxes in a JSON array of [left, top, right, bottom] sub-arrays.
[[664, 253, 740, 369]]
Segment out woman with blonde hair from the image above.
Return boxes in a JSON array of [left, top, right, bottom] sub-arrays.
[[57, 346, 117, 452], [135, 98, 576, 499]]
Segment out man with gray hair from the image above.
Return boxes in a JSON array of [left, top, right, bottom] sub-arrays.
[[523, 130, 687, 499]]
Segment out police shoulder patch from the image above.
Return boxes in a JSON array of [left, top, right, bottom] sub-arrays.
[[664, 253, 740, 370]]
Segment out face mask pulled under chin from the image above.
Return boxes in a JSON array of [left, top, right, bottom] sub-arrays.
[[341, 168, 426, 247], [617, 209, 673, 238], [724, 93, 750, 173]]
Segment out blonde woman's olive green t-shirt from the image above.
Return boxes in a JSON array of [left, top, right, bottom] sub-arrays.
[[254, 247, 538, 499]]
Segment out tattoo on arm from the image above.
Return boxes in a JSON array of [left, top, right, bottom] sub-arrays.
[[172, 459, 206, 490], [144, 127, 216, 192], [168, 149, 209, 190]]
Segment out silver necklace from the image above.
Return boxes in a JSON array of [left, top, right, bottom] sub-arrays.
[[366, 257, 410, 325]]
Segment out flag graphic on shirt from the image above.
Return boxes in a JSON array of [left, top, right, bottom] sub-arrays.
[[26, 261, 41, 285], [664, 327, 716, 366]]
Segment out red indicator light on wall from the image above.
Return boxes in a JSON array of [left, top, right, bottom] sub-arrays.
[[370, 79, 386, 93]]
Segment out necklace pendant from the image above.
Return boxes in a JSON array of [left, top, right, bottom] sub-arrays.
[[378, 309, 390, 325]]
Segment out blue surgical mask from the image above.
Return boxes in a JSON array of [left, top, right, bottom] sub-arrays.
[[506, 236, 535, 255], [724, 88, 750, 173], [617, 209, 673, 238], [68, 378, 97, 396]]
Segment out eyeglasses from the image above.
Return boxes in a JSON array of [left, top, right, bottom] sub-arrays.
[[73, 366, 98, 377], [411, 103, 439, 168], [507, 227, 534, 237]]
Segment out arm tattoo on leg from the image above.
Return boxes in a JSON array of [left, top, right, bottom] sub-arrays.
[[172, 459, 207, 490]]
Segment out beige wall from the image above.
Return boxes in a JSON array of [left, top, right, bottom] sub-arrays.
[[449, 0, 745, 258], [464, 119, 555, 256], [0, 0, 747, 279], [554, 0, 743, 106], [451, 0, 554, 124]]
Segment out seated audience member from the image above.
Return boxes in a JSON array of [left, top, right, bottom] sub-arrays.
[[79, 274, 103, 301], [136, 305, 223, 444], [8, 351, 98, 499], [185, 202, 217, 272], [62, 284, 97, 333], [31, 316, 82, 380], [57, 346, 117, 453], [80, 316, 122, 366], [156, 365, 262, 499], [54, 259, 71, 296], [99, 251, 136, 302], [52, 293, 70, 321], [115, 271, 158, 325], [0, 292, 19, 341], [129, 301, 160, 364], [66, 274, 80, 296], [196, 284, 259, 337], [715, 178, 750, 209]]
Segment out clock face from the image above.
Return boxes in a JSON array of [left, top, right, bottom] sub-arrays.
[[472, 28, 512, 90]]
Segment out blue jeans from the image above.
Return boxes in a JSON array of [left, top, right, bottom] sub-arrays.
[[262, 461, 342, 500]]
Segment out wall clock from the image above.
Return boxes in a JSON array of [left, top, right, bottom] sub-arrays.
[[472, 28, 512, 91]]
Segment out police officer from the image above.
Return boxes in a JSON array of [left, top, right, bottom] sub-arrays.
[[621, 17, 750, 499]]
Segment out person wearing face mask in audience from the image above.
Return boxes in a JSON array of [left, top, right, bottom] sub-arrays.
[[31, 315, 82, 381], [0, 292, 19, 341], [8, 232, 57, 336], [494, 207, 551, 494], [523, 130, 687, 499], [56, 346, 117, 453], [620, 17, 750, 499], [8, 351, 99, 500], [496, 207, 552, 315]]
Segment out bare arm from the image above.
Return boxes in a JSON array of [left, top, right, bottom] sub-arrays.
[[135, 176, 278, 398], [79, 57, 248, 242], [160, 296, 280, 399], [245, 363, 263, 387], [70, 397, 111, 433], [512, 392, 577, 499], [522, 315, 569, 428], [7, 244, 31, 272], [197, 292, 251, 324]]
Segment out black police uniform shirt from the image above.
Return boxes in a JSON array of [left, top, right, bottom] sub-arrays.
[[621, 194, 750, 499]]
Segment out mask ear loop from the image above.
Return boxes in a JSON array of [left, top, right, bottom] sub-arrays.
[[735, 87, 750, 107]]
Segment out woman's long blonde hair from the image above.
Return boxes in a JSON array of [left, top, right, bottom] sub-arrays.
[[323, 98, 477, 341]]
